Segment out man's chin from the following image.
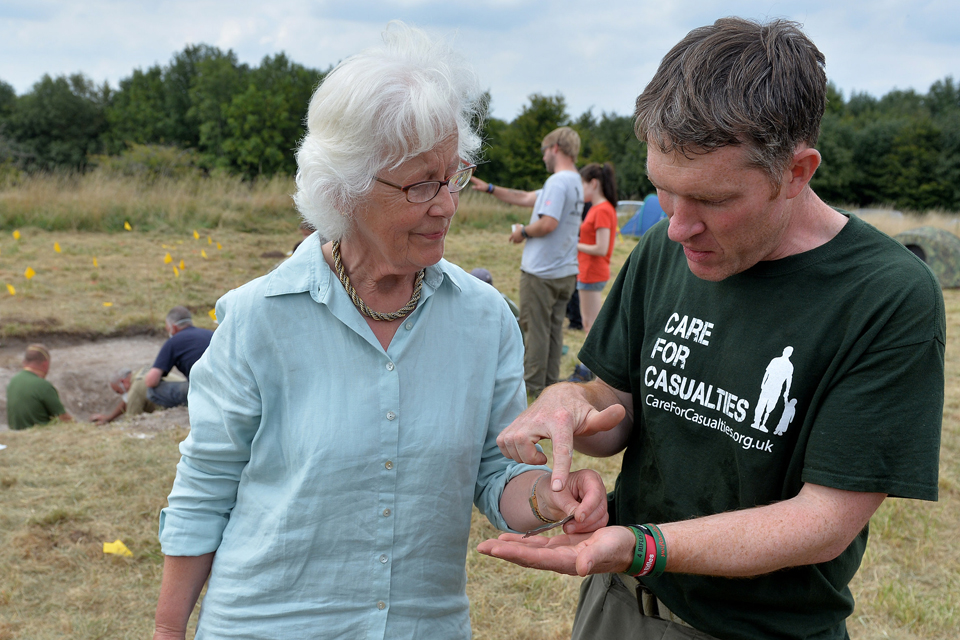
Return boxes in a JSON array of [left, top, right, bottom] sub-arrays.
[[686, 259, 731, 282]]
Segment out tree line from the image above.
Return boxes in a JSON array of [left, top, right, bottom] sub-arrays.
[[1, 44, 958, 212]]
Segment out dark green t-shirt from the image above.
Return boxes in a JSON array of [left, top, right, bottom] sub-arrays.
[[580, 214, 945, 640], [6, 369, 67, 431]]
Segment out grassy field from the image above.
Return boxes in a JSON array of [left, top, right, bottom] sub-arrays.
[[0, 176, 958, 639]]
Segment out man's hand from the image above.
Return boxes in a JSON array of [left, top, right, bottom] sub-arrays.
[[91, 413, 109, 425], [497, 382, 627, 492], [477, 526, 635, 577], [470, 176, 490, 192]]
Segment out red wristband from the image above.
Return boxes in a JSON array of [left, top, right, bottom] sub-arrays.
[[639, 531, 657, 576]]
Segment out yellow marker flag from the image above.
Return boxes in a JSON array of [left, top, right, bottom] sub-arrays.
[[6, 284, 15, 295], [201, 249, 208, 258], [217, 242, 222, 250], [13, 229, 21, 240], [93, 257, 99, 267], [103, 302, 113, 307], [124, 221, 132, 231], [208, 308, 217, 322], [173, 266, 180, 278], [24, 267, 35, 279], [54, 242, 61, 253], [163, 253, 173, 264], [103, 540, 133, 557], [193, 230, 200, 240], [179, 259, 185, 271], [208, 236, 213, 245]]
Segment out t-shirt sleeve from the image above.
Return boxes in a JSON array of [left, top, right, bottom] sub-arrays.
[[579, 246, 642, 392], [600, 203, 618, 231], [152, 339, 174, 375], [534, 175, 572, 221], [802, 275, 945, 501], [41, 384, 66, 417], [802, 337, 944, 501]]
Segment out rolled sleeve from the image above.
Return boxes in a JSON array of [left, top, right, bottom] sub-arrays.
[[159, 292, 263, 556], [473, 297, 550, 532]]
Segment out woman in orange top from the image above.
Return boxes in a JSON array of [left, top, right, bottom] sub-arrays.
[[576, 162, 618, 335]]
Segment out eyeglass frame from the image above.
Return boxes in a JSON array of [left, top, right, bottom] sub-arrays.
[[374, 164, 477, 203]]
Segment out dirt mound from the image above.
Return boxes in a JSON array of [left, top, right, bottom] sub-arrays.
[[0, 335, 184, 431]]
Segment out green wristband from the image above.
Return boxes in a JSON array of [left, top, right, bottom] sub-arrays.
[[626, 526, 647, 576], [643, 523, 668, 577]]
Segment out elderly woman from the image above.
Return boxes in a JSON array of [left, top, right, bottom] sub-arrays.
[[153, 23, 607, 640]]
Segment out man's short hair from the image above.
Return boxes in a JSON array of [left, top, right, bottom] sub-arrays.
[[634, 17, 827, 187], [110, 368, 133, 385], [23, 344, 50, 364], [542, 127, 581, 162], [166, 306, 193, 329]]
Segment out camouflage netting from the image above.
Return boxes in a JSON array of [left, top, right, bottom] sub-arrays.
[[894, 226, 960, 289]]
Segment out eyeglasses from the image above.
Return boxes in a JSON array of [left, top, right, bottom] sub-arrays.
[[375, 164, 476, 204]]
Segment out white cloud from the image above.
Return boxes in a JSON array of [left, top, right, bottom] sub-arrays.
[[0, 0, 957, 119]]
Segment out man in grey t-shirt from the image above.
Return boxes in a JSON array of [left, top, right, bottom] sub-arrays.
[[471, 127, 584, 396]]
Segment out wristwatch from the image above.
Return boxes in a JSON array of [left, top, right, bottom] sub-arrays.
[[520, 226, 529, 239]]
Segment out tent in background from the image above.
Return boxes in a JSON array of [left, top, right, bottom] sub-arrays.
[[619, 194, 667, 236], [894, 226, 960, 288]]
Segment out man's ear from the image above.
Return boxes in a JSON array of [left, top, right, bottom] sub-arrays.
[[784, 147, 821, 199]]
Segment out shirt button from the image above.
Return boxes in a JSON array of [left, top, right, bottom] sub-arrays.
[[386, 362, 395, 371], [379, 554, 388, 564], [377, 601, 386, 610], [386, 411, 396, 420], [383, 508, 391, 517], [385, 460, 394, 470], [404, 322, 413, 330]]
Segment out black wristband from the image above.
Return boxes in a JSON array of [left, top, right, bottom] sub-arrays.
[[487, 183, 495, 193], [520, 226, 529, 239]]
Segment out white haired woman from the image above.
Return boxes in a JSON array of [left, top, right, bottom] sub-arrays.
[[153, 23, 608, 640]]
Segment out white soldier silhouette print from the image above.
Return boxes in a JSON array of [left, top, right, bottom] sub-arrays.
[[751, 346, 795, 435]]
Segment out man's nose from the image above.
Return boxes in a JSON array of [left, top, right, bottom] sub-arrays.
[[666, 198, 705, 243]]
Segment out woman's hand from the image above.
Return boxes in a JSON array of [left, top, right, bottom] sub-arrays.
[[477, 526, 635, 576], [536, 468, 609, 535]]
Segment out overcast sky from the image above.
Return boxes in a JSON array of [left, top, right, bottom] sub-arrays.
[[1, 0, 958, 120]]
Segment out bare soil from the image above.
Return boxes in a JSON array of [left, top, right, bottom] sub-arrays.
[[0, 334, 190, 432]]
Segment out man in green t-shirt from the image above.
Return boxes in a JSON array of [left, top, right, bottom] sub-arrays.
[[6, 344, 74, 431], [478, 18, 945, 640]]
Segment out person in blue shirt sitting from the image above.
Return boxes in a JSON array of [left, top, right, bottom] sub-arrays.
[[144, 306, 213, 408]]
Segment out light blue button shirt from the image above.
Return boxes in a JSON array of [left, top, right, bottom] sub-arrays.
[[158, 236, 546, 639]]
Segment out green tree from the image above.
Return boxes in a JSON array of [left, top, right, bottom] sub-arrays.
[[221, 53, 322, 177], [103, 65, 168, 153], [7, 73, 108, 171], [0, 79, 15, 119], [188, 50, 249, 165], [479, 93, 568, 191]]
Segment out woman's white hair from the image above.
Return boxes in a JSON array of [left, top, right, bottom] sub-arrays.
[[294, 21, 483, 241]]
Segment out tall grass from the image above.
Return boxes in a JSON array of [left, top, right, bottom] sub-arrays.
[[0, 171, 297, 234]]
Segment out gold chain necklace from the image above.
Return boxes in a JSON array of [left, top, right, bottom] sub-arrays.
[[332, 240, 424, 322]]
